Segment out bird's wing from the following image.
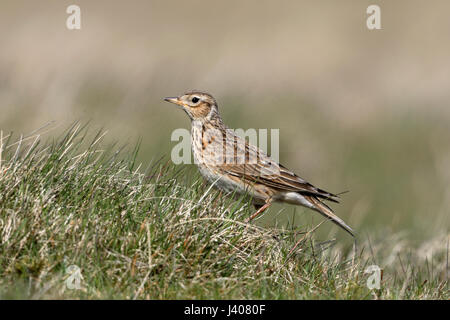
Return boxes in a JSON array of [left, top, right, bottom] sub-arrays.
[[217, 162, 340, 203], [206, 130, 339, 202]]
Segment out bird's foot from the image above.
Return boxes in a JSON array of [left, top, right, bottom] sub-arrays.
[[245, 202, 271, 223]]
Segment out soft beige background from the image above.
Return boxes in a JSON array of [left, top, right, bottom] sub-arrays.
[[1, 0, 449, 239]]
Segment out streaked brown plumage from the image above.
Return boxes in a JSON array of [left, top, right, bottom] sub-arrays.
[[164, 91, 354, 236]]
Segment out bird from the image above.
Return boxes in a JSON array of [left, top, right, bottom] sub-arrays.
[[164, 91, 354, 236]]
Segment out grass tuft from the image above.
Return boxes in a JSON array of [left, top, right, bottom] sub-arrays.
[[0, 125, 447, 299]]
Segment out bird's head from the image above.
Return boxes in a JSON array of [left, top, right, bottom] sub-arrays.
[[164, 91, 220, 121]]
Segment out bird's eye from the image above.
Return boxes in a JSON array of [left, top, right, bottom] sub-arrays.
[[192, 97, 199, 103]]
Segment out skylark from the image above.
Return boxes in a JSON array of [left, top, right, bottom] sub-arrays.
[[164, 92, 354, 236]]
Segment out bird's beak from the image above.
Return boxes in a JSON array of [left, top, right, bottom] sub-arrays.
[[164, 97, 184, 107]]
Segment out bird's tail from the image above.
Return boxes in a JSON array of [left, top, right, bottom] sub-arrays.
[[304, 195, 355, 237]]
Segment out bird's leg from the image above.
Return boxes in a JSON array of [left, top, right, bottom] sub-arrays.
[[246, 200, 272, 222]]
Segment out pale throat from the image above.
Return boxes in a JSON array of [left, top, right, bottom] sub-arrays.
[[206, 106, 216, 121]]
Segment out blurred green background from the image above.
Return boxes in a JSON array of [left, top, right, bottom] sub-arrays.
[[1, 0, 449, 241]]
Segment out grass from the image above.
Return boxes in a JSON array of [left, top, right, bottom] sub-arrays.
[[0, 124, 448, 299]]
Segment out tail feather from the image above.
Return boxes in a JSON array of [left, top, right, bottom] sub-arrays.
[[304, 195, 355, 237]]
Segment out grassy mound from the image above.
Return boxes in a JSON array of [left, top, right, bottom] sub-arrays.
[[0, 125, 447, 299]]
